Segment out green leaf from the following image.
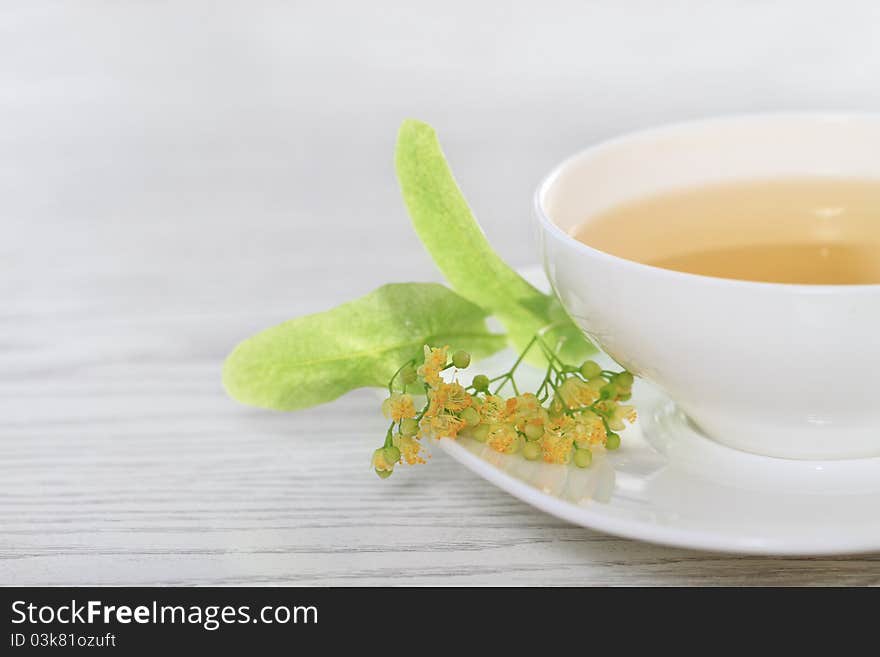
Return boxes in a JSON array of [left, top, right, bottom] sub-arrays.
[[394, 119, 595, 363], [223, 283, 507, 411]]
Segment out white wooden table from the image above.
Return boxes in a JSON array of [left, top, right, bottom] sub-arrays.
[[4, 2, 880, 585]]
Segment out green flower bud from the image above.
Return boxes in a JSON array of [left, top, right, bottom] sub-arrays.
[[605, 432, 621, 450], [375, 468, 393, 479], [472, 374, 490, 392], [573, 448, 593, 468], [614, 371, 634, 388], [383, 445, 401, 464], [372, 447, 395, 472], [522, 441, 542, 461], [524, 422, 544, 441], [471, 423, 490, 442], [400, 418, 419, 437], [586, 376, 606, 392], [452, 350, 471, 369], [580, 360, 602, 379], [461, 406, 480, 427], [400, 365, 418, 385], [600, 383, 618, 400]]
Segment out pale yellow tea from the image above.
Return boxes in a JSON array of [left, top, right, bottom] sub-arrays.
[[571, 178, 880, 284]]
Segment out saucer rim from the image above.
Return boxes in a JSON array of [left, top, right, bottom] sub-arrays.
[[435, 437, 880, 556]]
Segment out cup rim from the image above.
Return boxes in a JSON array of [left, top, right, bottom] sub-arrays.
[[534, 111, 880, 293]]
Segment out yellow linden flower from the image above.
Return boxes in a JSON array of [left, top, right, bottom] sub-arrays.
[[512, 393, 540, 415], [421, 412, 465, 439], [507, 393, 547, 430], [439, 382, 471, 412], [382, 393, 416, 421], [558, 377, 598, 409], [571, 410, 606, 448], [398, 435, 425, 465], [608, 404, 637, 431], [475, 394, 510, 424], [424, 383, 469, 421], [424, 388, 441, 416], [421, 383, 469, 440], [539, 422, 575, 464], [417, 345, 448, 389], [487, 423, 521, 454]]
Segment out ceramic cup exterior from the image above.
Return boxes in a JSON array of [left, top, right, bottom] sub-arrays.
[[535, 114, 880, 459]]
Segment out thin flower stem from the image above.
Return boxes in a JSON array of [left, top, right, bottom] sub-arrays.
[[536, 364, 560, 398], [489, 335, 540, 396], [536, 379, 549, 400], [537, 340, 567, 371], [388, 359, 415, 394], [508, 335, 538, 376], [492, 375, 510, 395]]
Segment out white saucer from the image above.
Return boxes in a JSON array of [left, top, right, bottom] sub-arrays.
[[435, 349, 880, 555]]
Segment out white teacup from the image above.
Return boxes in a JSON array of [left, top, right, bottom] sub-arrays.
[[535, 114, 880, 460]]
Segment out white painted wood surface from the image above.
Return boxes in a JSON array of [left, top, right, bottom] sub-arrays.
[[4, 1, 880, 585]]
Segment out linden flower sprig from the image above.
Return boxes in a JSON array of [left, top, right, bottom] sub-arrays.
[[372, 336, 637, 478]]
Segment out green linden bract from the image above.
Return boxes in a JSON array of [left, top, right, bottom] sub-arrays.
[[219, 119, 640, 482]]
